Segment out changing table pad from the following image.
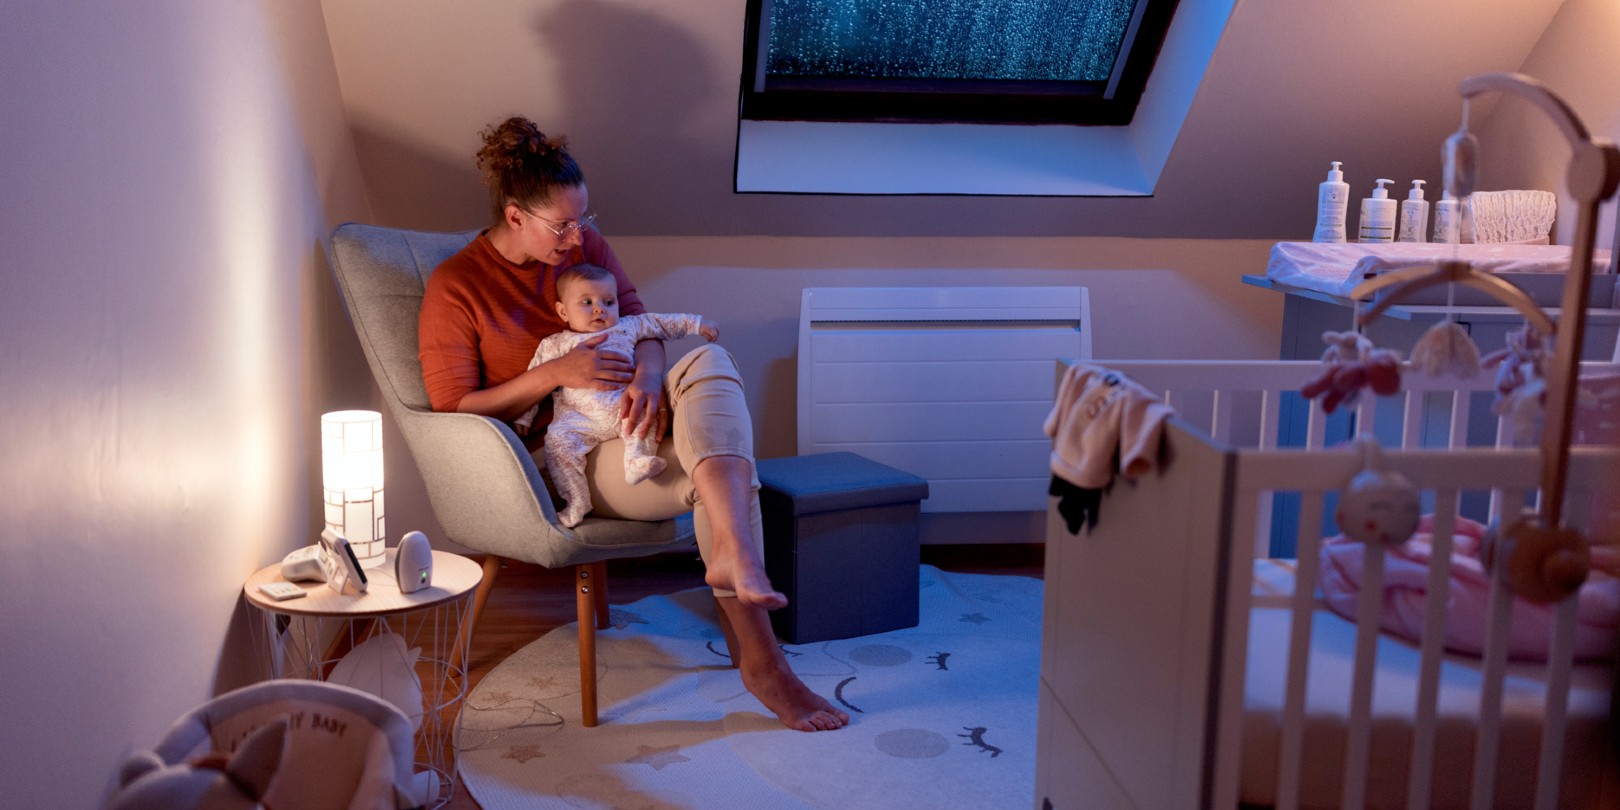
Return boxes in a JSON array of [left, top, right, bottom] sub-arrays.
[[1265, 242, 1609, 298]]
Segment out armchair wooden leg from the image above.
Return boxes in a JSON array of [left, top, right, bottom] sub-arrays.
[[591, 561, 609, 630], [453, 555, 504, 676], [576, 564, 600, 727]]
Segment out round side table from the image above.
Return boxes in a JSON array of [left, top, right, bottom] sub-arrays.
[[244, 550, 482, 809]]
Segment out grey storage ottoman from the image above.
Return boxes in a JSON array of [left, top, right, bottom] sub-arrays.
[[756, 452, 929, 644]]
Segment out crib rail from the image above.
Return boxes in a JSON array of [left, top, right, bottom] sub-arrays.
[[1037, 359, 1620, 810], [1222, 446, 1620, 810]]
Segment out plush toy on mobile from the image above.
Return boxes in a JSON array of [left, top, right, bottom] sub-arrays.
[[1300, 330, 1402, 414]]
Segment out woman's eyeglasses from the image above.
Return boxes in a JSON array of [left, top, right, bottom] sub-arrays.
[[527, 209, 597, 237]]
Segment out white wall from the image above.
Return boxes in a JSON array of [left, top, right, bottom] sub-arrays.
[[0, 1, 371, 806]]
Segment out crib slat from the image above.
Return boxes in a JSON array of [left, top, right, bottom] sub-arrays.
[[1405, 495, 1459, 809], [1400, 390, 1424, 449], [1259, 389, 1280, 451], [1448, 390, 1471, 449], [1339, 546, 1386, 810], [1212, 388, 1233, 445], [1275, 492, 1327, 810], [1470, 490, 1522, 810], [1534, 596, 1580, 810], [1306, 401, 1328, 450]]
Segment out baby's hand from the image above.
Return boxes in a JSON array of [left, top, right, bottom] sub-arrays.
[[699, 317, 719, 342]]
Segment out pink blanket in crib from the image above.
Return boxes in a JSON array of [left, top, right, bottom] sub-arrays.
[[1319, 515, 1620, 661]]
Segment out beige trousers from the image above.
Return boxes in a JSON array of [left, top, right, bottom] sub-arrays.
[[533, 344, 764, 597]]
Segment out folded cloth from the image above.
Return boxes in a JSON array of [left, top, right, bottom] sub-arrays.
[[1266, 241, 1610, 298], [1042, 363, 1174, 489], [1320, 514, 1620, 662]]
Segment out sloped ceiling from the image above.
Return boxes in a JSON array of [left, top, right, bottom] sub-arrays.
[[323, 0, 1566, 239]]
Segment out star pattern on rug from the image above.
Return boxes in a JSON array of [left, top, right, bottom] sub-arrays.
[[502, 744, 546, 764], [960, 612, 991, 624], [478, 689, 514, 705], [608, 608, 649, 629], [626, 744, 689, 770], [527, 674, 561, 690]]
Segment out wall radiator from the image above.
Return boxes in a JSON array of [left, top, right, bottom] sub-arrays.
[[797, 286, 1092, 513]]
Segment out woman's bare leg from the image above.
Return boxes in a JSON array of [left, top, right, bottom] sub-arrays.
[[715, 595, 849, 731], [693, 454, 786, 610]]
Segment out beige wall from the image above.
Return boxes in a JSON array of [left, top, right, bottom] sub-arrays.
[[0, 1, 370, 806], [612, 236, 1283, 460], [320, 0, 1562, 238], [1475, 0, 1620, 251], [2, 1, 1615, 803]]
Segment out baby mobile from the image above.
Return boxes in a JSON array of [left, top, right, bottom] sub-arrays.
[[1299, 71, 1619, 606]]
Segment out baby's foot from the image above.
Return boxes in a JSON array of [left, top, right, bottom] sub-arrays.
[[558, 503, 587, 528], [623, 455, 666, 486]]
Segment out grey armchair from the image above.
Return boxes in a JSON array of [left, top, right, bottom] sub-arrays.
[[326, 223, 696, 727]]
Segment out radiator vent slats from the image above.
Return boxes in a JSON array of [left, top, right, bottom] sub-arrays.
[[798, 287, 1092, 513]]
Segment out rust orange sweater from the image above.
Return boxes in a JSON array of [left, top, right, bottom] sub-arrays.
[[417, 228, 646, 441]]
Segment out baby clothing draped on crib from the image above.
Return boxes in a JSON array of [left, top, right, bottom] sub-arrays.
[[1042, 363, 1174, 533]]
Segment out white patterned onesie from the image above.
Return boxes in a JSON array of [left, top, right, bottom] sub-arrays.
[[515, 313, 708, 527]]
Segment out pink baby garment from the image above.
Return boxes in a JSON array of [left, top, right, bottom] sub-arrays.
[[1320, 514, 1620, 661]]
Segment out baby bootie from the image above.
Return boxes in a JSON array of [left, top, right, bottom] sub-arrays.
[[624, 455, 666, 486], [558, 502, 587, 528]]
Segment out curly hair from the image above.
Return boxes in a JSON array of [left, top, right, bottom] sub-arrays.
[[475, 116, 585, 221]]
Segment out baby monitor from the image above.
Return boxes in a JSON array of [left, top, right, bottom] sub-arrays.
[[394, 530, 434, 594], [279, 544, 328, 582], [319, 528, 369, 595]]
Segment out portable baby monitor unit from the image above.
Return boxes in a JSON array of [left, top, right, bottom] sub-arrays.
[[279, 544, 327, 582], [394, 530, 434, 594], [319, 528, 369, 595]]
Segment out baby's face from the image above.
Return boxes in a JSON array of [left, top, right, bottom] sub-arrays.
[[555, 276, 620, 333]]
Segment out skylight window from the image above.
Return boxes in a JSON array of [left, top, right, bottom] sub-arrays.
[[740, 0, 1181, 125]]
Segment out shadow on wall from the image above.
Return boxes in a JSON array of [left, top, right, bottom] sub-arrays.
[[532, 1, 733, 234], [351, 121, 488, 231]]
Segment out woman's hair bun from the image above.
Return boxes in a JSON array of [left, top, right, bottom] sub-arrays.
[[476, 116, 571, 186]]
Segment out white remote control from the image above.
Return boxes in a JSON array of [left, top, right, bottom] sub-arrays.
[[258, 581, 307, 601]]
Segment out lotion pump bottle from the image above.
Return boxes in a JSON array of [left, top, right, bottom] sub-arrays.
[[1432, 195, 1462, 243], [1308, 160, 1347, 241], [1358, 178, 1396, 243], [1312, 161, 1350, 243], [1397, 180, 1429, 242]]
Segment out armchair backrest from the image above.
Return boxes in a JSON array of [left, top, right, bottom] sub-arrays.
[[326, 224, 478, 414]]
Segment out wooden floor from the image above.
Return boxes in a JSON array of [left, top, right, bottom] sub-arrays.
[[438, 544, 1043, 810]]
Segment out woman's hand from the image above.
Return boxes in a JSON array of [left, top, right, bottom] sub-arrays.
[[550, 333, 634, 390], [621, 338, 670, 439]]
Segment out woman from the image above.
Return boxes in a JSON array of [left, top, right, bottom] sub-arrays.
[[418, 116, 846, 732]]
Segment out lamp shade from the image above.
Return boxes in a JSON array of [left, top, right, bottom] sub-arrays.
[[322, 410, 385, 567]]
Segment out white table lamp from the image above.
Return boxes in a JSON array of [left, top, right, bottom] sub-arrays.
[[322, 410, 385, 568]]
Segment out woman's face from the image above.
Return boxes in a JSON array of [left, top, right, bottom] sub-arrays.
[[505, 183, 589, 265]]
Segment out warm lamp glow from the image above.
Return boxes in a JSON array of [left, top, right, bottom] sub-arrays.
[[321, 410, 385, 567]]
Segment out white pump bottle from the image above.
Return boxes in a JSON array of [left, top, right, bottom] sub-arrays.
[[1397, 180, 1429, 242], [1358, 179, 1397, 243], [1312, 161, 1350, 243]]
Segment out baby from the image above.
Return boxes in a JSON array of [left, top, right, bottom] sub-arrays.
[[516, 263, 719, 527]]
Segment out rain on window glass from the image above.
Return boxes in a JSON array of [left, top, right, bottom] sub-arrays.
[[740, 0, 1181, 125]]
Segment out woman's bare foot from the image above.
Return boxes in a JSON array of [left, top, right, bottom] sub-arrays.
[[741, 659, 850, 732], [705, 555, 788, 610], [716, 596, 847, 731]]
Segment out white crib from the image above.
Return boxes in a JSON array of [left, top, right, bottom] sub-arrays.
[[1035, 359, 1620, 810]]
